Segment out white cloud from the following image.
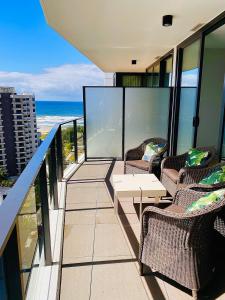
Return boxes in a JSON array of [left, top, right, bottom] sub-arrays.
[[0, 64, 105, 100]]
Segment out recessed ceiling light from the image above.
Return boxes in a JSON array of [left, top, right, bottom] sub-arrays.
[[131, 60, 137, 65], [162, 15, 173, 27]]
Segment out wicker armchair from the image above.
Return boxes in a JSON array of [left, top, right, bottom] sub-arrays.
[[186, 162, 225, 238], [140, 188, 225, 299], [161, 146, 217, 197], [124, 138, 168, 177]]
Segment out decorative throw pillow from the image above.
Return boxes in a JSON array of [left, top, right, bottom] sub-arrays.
[[185, 148, 209, 167], [186, 189, 225, 212], [199, 166, 225, 185], [142, 142, 165, 162]]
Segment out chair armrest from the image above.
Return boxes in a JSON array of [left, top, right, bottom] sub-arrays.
[[148, 154, 162, 172], [140, 205, 210, 256], [187, 182, 225, 192], [177, 164, 220, 185], [140, 206, 190, 256], [124, 144, 143, 161], [161, 153, 187, 171], [140, 200, 225, 260], [141, 198, 224, 239], [180, 163, 225, 186], [173, 188, 208, 208]]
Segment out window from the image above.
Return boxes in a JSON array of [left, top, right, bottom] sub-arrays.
[[146, 62, 162, 87], [181, 40, 200, 87], [163, 56, 173, 87], [176, 39, 201, 154], [146, 54, 174, 87]]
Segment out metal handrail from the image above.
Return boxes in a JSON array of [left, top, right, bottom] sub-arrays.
[[0, 117, 83, 256]]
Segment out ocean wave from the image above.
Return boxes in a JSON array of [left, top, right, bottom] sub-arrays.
[[37, 115, 83, 129]]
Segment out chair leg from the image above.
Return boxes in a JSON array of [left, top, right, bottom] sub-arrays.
[[192, 290, 198, 300], [139, 261, 144, 276]]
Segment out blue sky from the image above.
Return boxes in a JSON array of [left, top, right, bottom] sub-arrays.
[[0, 0, 104, 100]]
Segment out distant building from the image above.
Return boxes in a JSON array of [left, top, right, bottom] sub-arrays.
[[0, 87, 39, 175]]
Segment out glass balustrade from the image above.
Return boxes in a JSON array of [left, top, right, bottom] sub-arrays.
[[0, 117, 84, 299]]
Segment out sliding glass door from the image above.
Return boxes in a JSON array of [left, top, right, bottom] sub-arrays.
[[196, 24, 225, 157], [176, 40, 201, 154]]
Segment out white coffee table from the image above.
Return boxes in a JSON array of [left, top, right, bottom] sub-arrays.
[[112, 174, 167, 220]]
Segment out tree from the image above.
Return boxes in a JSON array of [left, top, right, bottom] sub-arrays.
[[0, 168, 14, 187]]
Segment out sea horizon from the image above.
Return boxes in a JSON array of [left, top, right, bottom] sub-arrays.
[[35, 100, 83, 131], [36, 99, 82, 102]]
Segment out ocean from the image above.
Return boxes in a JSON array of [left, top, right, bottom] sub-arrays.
[[35, 100, 83, 129]]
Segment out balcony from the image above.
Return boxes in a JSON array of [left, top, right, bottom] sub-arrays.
[[1, 85, 225, 300]]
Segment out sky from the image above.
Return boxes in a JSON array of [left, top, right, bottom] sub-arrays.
[[0, 0, 104, 100]]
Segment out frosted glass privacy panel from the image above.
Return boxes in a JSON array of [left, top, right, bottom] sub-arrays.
[[125, 88, 170, 152], [85, 87, 123, 158], [176, 88, 197, 154]]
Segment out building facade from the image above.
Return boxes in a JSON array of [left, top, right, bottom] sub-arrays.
[[0, 87, 39, 175]]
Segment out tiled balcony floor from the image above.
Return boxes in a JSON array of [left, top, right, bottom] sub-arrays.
[[60, 161, 225, 300]]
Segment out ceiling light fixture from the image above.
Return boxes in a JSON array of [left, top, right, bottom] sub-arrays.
[[162, 15, 173, 27]]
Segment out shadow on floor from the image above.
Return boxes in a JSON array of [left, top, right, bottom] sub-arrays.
[[104, 161, 168, 300], [105, 160, 225, 300]]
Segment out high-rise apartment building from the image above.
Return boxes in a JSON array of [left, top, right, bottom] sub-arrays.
[[0, 87, 39, 176]]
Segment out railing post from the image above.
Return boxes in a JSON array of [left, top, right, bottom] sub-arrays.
[[56, 126, 63, 181], [39, 161, 52, 266], [50, 138, 59, 209], [2, 226, 23, 300], [73, 120, 78, 163]]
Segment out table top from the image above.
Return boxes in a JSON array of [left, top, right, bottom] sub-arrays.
[[112, 174, 167, 197]]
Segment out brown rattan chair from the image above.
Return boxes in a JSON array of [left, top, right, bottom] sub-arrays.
[[161, 146, 217, 197], [186, 162, 225, 238], [140, 188, 225, 299], [124, 137, 168, 177]]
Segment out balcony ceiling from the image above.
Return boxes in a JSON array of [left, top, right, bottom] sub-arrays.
[[40, 0, 225, 72]]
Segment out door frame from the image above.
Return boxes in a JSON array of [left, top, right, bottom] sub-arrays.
[[172, 36, 202, 155], [172, 14, 225, 158]]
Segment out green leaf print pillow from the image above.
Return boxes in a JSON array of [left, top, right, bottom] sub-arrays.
[[186, 189, 225, 212], [199, 166, 225, 185], [142, 142, 165, 162], [185, 148, 209, 167]]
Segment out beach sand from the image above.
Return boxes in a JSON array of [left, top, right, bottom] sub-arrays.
[[37, 125, 52, 140]]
